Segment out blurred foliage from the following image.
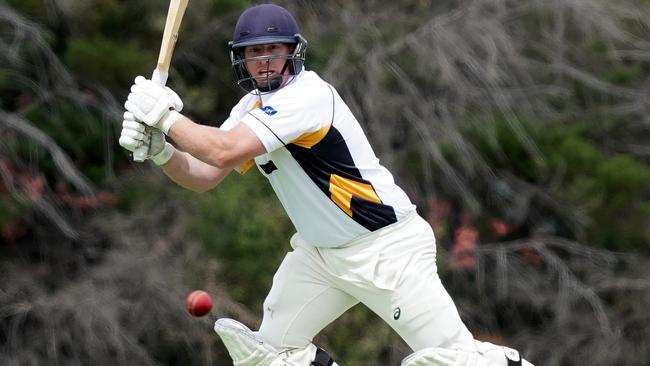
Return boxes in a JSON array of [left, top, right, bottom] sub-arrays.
[[1, 0, 650, 365], [64, 36, 153, 90], [21, 100, 120, 183], [465, 118, 650, 251], [185, 169, 292, 308]]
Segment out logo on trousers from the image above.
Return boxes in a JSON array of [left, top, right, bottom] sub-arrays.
[[393, 307, 401, 320]]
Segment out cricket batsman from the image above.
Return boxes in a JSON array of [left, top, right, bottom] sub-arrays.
[[119, 3, 535, 366]]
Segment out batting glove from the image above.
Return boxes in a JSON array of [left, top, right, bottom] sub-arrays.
[[119, 111, 175, 165], [124, 76, 184, 134]]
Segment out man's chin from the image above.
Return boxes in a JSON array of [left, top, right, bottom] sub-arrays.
[[255, 75, 287, 87], [254, 76, 278, 83]]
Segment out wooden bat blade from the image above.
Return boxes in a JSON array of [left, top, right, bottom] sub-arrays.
[[132, 0, 189, 163], [157, 0, 190, 74]]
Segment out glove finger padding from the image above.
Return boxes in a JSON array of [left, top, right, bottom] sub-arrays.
[[123, 111, 136, 121], [134, 76, 183, 112], [124, 97, 149, 123], [118, 135, 142, 152], [145, 97, 175, 126], [120, 128, 145, 141], [119, 119, 147, 152], [125, 76, 183, 127], [122, 120, 146, 133]]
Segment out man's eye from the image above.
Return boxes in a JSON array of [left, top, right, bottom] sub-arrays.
[[270, 45, 284, 52]]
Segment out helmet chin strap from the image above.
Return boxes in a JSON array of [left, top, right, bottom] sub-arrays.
[[254, 74, 283, 92], [253, 59, 290, 93]]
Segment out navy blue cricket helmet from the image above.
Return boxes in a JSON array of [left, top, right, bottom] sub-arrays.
[[229, 4, 308, 93]]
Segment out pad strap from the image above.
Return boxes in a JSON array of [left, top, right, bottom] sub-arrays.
[[312, 348, 334, 366], [505, 347, 522, 366]]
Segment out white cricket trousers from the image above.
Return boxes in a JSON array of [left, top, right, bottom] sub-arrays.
[[258, 212, 476, 353]]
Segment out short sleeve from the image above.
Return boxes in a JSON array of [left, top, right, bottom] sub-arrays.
[[241, 82, 333, 153], [219, 97, 255, 174], [220, 116, 237, 131]]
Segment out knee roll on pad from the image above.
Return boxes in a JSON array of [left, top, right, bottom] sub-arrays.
[[400, 345, 535, 366], [400, 347, 494, 366], [474, 341, 535, 366]]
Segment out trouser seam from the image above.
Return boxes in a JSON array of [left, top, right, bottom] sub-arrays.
[[280, 285, 339, 348]]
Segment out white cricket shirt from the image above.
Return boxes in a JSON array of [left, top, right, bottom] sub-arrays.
[[221, 70, 416, 247]]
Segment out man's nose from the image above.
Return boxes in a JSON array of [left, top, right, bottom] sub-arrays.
[[256, 54, 271, 64]]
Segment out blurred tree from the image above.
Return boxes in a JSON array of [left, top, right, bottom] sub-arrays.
[[1, 0, 649, 365]]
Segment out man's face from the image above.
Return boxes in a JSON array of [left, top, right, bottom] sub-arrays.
[[243, 43, 292, 86]]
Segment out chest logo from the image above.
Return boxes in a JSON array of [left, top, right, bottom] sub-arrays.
[[260, 106, 278, 116], [260, 160, 278, 174]]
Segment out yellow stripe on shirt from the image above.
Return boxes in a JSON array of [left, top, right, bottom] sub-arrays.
[[292, 124, 331, 149], [239, 159, 255, 174], [329, 174, 381, 217]]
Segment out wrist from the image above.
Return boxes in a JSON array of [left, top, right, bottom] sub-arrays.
[[158, 110, 184, 135], [151, 142, 176, 166]]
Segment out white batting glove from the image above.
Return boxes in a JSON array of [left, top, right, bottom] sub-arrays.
[[124, 76, 184, 134], [119, 112, 175, 165]]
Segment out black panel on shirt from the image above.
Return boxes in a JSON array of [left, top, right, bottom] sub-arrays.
[[286, 125, 397, 232]]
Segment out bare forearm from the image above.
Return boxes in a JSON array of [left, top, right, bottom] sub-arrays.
[[161, 148, 231, 193], [156, 113, 264, 191], [166, 115, 266, 169], [167, 116, 237, 169]]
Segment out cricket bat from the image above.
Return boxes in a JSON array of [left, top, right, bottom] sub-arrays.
[[133, 0, 190, 162]]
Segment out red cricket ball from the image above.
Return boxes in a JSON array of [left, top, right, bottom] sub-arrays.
[[186, 290, 213, 317]]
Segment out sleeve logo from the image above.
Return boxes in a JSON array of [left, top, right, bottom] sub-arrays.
[[260, 106, 278, 116]]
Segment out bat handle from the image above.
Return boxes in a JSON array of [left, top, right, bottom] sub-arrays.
[[132, 68, 169, 162], [152, 68, 169, 86]]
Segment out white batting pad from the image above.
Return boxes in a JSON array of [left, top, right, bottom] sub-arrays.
[[474, 341, 534, 366], [401, 347, 498, 366], [214, 318, 318, 366]]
